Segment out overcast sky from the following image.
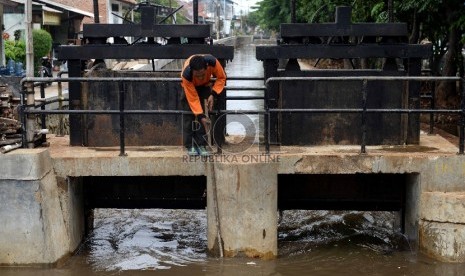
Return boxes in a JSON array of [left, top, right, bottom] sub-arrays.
[[236, 0, 260, 14]]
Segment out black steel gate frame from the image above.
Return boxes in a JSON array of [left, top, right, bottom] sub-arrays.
[[264, 76, 465, 154], [19, 75, 464, 155]]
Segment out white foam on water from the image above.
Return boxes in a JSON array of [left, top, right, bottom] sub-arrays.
[[88, 209, 207, 271]]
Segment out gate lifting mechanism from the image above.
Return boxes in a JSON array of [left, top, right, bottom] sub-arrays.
[[56, 2, 234, 146], [256, 6, 433, 147]]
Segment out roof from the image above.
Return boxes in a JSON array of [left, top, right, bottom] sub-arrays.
[[42, 5, 62, 13], [116, 0, 137, 5], [0, 0, 20, 6], [33, 0, 94, 18]]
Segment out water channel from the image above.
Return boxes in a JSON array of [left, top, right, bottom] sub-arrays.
[[2, 42, 465, 275]]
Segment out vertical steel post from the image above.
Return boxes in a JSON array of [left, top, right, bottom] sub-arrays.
[[119, 81, 127, 156], [193, 0, 198, 24], [40, 82, 46, 143], [25, 82, 35, 148], [57, 75, 64, 137], [406, 58, 421, 144], [265, 81, 270, 154], [459, 78, 465, 154], [93, 0, 100, 23], [429, 80, 435, 134], [263, 60, 279, 153], [388, 0, 394, 22], [290, 0, 296, 23], [68, 60, 82, 145], [361, 79, 368, 154]]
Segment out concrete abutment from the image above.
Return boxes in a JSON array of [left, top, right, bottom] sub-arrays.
[[0, 149, 84, 265]]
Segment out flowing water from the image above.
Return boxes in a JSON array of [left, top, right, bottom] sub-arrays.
[[2, 41, 465, 275], [2, 209, 465, 275], [225, 42, 264, 143]]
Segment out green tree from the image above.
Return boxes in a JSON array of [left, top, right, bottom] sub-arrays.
[[396, 0, 465, 106], [4, 29, 52, 72], [32, 29, 52, 59], [246, 11, 260, 34], [32, 29, 52, 75], [254, 0, 291, 31], [5, 40, 26, 64], [253, 0, 465, 106]]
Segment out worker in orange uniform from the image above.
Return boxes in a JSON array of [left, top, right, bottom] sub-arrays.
[[181, 54, 226, 156]]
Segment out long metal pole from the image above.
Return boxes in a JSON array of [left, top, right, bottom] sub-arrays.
[[459, 78, 465, 154], [93, 0, 100, 23], [290, 0, 296, 23], [119, 82, 127, 156], [25, 1, 33, 77], [388, 0, 394, 22], [193, 0, 198, 24], [361, 80, 368, 154], [25, 0, 35, 148]]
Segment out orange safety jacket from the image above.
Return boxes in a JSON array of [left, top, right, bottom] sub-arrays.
[[181, 55, 226, 115]]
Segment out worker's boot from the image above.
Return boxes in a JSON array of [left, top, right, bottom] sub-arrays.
[[187, 146, 198, 156], [198, 146, 210, 157]]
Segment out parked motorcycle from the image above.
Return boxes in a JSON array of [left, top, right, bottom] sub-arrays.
[[39, 56, 53, 86], [39, 56, 53, 77]]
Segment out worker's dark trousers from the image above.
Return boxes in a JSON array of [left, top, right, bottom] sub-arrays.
[[182, 86, 211, 148]]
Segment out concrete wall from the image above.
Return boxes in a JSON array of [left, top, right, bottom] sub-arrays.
[[0, 149, 84, 265], [417, 156, 465, 262]]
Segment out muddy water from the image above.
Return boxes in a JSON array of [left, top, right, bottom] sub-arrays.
[[2, 209, 465, 275], [2, 41, 465, 275]]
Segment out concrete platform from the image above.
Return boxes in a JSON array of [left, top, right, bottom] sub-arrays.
[[46, 131, 459, 177], [2, 131, 465, 264]]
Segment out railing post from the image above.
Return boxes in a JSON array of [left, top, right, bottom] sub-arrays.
[[25, 81, 35, 148], [361, 79, 368, 154], [429, 80, 435, 134], [20, 84, 27, 148], [264, 81, 270, 154], [56, 72, 65, 137], [459, 78, 465, 155], [119, 81, 127, 156], [39, 82, 46, 144]]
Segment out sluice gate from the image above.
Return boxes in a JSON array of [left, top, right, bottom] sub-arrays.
[[56, 3, 234, 147], [256, 6, 431, 146]]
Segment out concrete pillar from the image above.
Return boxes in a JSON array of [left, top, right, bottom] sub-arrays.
[[419, 156, 465, 262], [0, 149, 82, 265], [207, 162, 278, 259], [420, 192, 465, 262]]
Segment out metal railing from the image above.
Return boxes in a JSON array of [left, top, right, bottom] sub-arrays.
[[19, 76, 265, 156], [19, 75, 464, 155]]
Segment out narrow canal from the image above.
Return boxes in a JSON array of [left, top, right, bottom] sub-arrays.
[[2, 41, 465, 276]]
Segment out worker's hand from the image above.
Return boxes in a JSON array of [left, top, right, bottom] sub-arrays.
[[207, 94, 214, 112], [200, 116, 211, 132]]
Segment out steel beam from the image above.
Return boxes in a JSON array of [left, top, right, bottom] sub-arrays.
[[83, 24, 211, 38], [280, 23, 408, 37], [256, 44, 432, 59], [57, 44, 234, 60]]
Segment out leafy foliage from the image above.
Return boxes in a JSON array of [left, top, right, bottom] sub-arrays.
[[5, 40, 26, 64], [4, 29, 52, 75], [32, 29, 52, 63]]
